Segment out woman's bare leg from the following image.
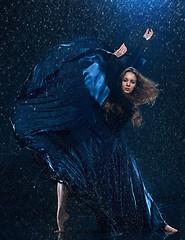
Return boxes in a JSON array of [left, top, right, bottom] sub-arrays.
[[53, 183, 178, 234], [54, 182, 70, 233]]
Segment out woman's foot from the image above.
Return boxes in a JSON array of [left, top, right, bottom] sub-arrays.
[[164, 225, 178, 234], [54, 212, 70, 233]]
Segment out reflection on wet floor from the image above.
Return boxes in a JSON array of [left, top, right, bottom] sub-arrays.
[[0, 201, 183, 240]]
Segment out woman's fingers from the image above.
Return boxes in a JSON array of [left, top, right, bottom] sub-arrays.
[[148, 29, 154, 39], [120, 43, 127, 54], [113, 43, 127, 57], [148, 29, 153, 36], [146, 28, 150, 34], [143, 28, 154, 40]]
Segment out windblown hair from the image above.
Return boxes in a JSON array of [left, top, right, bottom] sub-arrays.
[[119, 67, 159, 106], [102, 67, 160, 128]]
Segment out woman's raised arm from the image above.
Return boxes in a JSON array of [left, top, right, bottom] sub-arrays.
[[113, 28, 154, 58]]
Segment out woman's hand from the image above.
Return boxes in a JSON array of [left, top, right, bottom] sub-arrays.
[[113, 43, 128, 58], [143, 28, 154, 40]]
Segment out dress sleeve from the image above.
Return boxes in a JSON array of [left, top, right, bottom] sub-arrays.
[[12, 56, 97, 134], [119, 37, 148, 69]]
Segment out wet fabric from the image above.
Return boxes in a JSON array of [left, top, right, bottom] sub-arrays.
[[11, 37, 167, 233]]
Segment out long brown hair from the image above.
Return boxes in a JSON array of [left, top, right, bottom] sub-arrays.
[[102, 67, 160, 128], [120, 67, 160, 127]]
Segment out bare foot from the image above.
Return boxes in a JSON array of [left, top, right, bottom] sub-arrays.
[[164, 225, 178, 234], [54, 212, 70, 233], [54, 229, 64, 233]]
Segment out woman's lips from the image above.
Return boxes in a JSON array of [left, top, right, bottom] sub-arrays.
[[125, 88, 130, 91]]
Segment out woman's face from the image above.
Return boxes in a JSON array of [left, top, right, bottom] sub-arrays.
[[121, 72, 137, 94]]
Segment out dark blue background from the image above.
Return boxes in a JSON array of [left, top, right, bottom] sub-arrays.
[[0, 0, 184, 238]]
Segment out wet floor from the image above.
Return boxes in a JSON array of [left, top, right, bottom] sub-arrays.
[[0, 201, 183, 240]]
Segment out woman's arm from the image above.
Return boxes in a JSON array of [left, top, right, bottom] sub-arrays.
[[113, 28, 154, 58]]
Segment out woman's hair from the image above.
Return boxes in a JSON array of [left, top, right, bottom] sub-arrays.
[[120, 67, 160, 127], [102, 67, 160, 128], [119, 67, 159, 106]]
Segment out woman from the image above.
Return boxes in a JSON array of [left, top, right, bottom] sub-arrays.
[[11, 29, 177, 234]]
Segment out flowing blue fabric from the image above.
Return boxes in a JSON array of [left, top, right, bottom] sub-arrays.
[[11, 37, 166, 233]]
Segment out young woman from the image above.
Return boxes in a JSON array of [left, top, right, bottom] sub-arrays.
[[11, 29, 178, 234]]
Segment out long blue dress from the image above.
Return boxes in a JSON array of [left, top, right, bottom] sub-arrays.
[[10, 37, 167, 233]]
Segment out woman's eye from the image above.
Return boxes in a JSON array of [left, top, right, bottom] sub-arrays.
[[123, 79, 127, 82]]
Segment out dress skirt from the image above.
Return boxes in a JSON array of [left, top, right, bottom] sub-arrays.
[[11, 37, 167, 233]]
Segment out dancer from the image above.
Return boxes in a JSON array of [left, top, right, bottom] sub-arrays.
[[11, 29, 178, 234]]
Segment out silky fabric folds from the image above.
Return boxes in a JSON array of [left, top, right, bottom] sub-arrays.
[[11, 37, 166, 233]]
